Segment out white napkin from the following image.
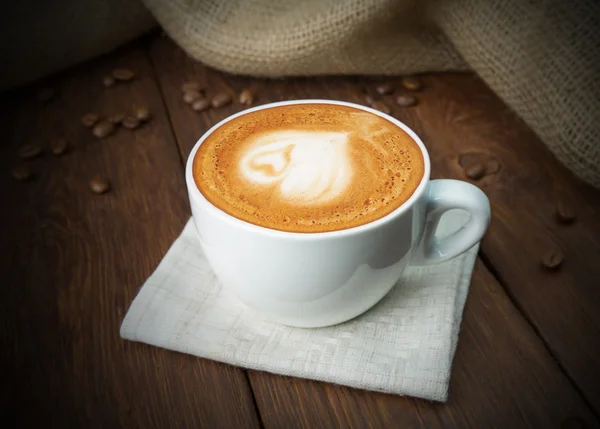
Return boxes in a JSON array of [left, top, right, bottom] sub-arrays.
[[121, 211, 477, 402]]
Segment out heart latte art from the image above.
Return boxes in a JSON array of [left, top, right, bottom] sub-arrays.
[[239, 130, 352, 205], [193, 104, 424, 233]]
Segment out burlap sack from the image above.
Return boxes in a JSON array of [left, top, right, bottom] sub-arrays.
[[140, 0, 600, 189]]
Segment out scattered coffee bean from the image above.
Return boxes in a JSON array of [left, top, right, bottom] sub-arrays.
[[102, 75, 116, 88], [183, 90, 201, 104], [239, 89, 254, 105], [465, 162, 486, 180], [371, 101, 391, 115], [395, 95, 418, 107], [92, 120, 116, 139], [108, 114, 125, 125], [402, 76, 422, 91], [11, 165, 32, 181], [364, 95, 374, 106], [38, 87, 55, 102], [51, 138, 69, 156], [191, 98, 211, 112], [122, 116, 140, 129], [181, 82, 202, 93], [375, 83, 394, 95], [89, 176, 111, 194], [112, 68, 135, 81], [81, 113, 99, 128], [18, 144, 42, 159], [135, 106, 152, 122], [211, 92, 232, 108], [555, 202, 576, 224], [542, 248, 564, 270]]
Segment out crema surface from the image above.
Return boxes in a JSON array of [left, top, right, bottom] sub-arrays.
[[193, 104, 424, 233]]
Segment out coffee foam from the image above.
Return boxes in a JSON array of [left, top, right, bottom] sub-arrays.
[[194, 104, 424, 233]]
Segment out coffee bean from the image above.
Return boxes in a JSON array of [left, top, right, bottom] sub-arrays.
[[375, 83, 394, 95], [135, 106, 152, 122], [11, 165, 32, 181], [181, 82, 202, 93], [191, 98, 211, 112], [395, 95, 418, 107], [102, 75, 116, 88], [542, 248, 564, 270], [465, 162, 486, 180], [92, 120, 116, 139], [81, 113, 99, 128], [183, 90, 201, 104], [555, 202, 576, 224], [486, 159, 501, 174], [402, 76, 422, 91], [38, 87, 54, 102], [562, 416, 585, 429], [18, 144, 42, 159], [371, 101, 391, 115], [122, 116, 140, 130], [112, 68, 135, 81], [89, 176, 111, 194], [364, 95, 374, 106], [51, 138, 69, 156], [108, 114, 125, 125], [211, 92, 232, 108], [239, 89, 254, 105]]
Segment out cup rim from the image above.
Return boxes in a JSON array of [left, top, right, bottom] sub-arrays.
[[185, 99, 431, 239]]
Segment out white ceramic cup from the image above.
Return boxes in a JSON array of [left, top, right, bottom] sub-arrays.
[[185, 100, 490, 328]]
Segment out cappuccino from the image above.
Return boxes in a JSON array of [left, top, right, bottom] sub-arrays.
[[193, 103, 424, 233]]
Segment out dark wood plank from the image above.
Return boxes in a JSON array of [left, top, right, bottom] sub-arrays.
[[0, 42, 260, 429], [250, 262, 599, 429], [148, 35, 600, 427]]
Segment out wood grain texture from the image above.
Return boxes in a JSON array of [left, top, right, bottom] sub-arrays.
[[148, 36, 600, 427], [0, 42, 259, 429]]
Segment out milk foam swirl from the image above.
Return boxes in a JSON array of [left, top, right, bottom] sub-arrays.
[[239, 130, 352, 205]]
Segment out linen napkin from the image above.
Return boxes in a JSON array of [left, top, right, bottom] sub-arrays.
[[120, 211, 477, 402]]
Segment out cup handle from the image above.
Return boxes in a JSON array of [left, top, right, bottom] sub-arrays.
[[411, 179, 491, 266]]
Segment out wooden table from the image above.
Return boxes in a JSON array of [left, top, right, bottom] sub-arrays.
[[2, 34, 600, 429]]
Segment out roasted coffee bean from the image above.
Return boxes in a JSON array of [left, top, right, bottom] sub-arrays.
[[465, 162, 486, 180], [486, 159, 501, 174], [402, 76, 422, 91], [371, 101, 391, 115], [135, 106, 152, 122], [239, 89, 254, 105], [38, 87, 54, 102], [375, 83, 394, 95], [555, 202, 576, 224], [81, 113, 99, 127], [51, 138, 69, 156], [181, 82, 202, 93], [183, 90, 201, 104], [102, 75, 116, 88], [18, 144, 42, 159], [542, 248, 564, 270], [364, 95, 374, 106], [395, 95, 418, 107], [108, 114, 125, 125], [191, 98, 211, 112], [92, 120, 116, 139], [122, 116, 140, 129], [211, 92, 232, 108], [112, 68, 135, 81], [11, 165, 32, 181], [89, 176, 110, 194]]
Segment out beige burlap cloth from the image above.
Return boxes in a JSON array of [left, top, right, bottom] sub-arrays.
[[121, 212, 477, 401]]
